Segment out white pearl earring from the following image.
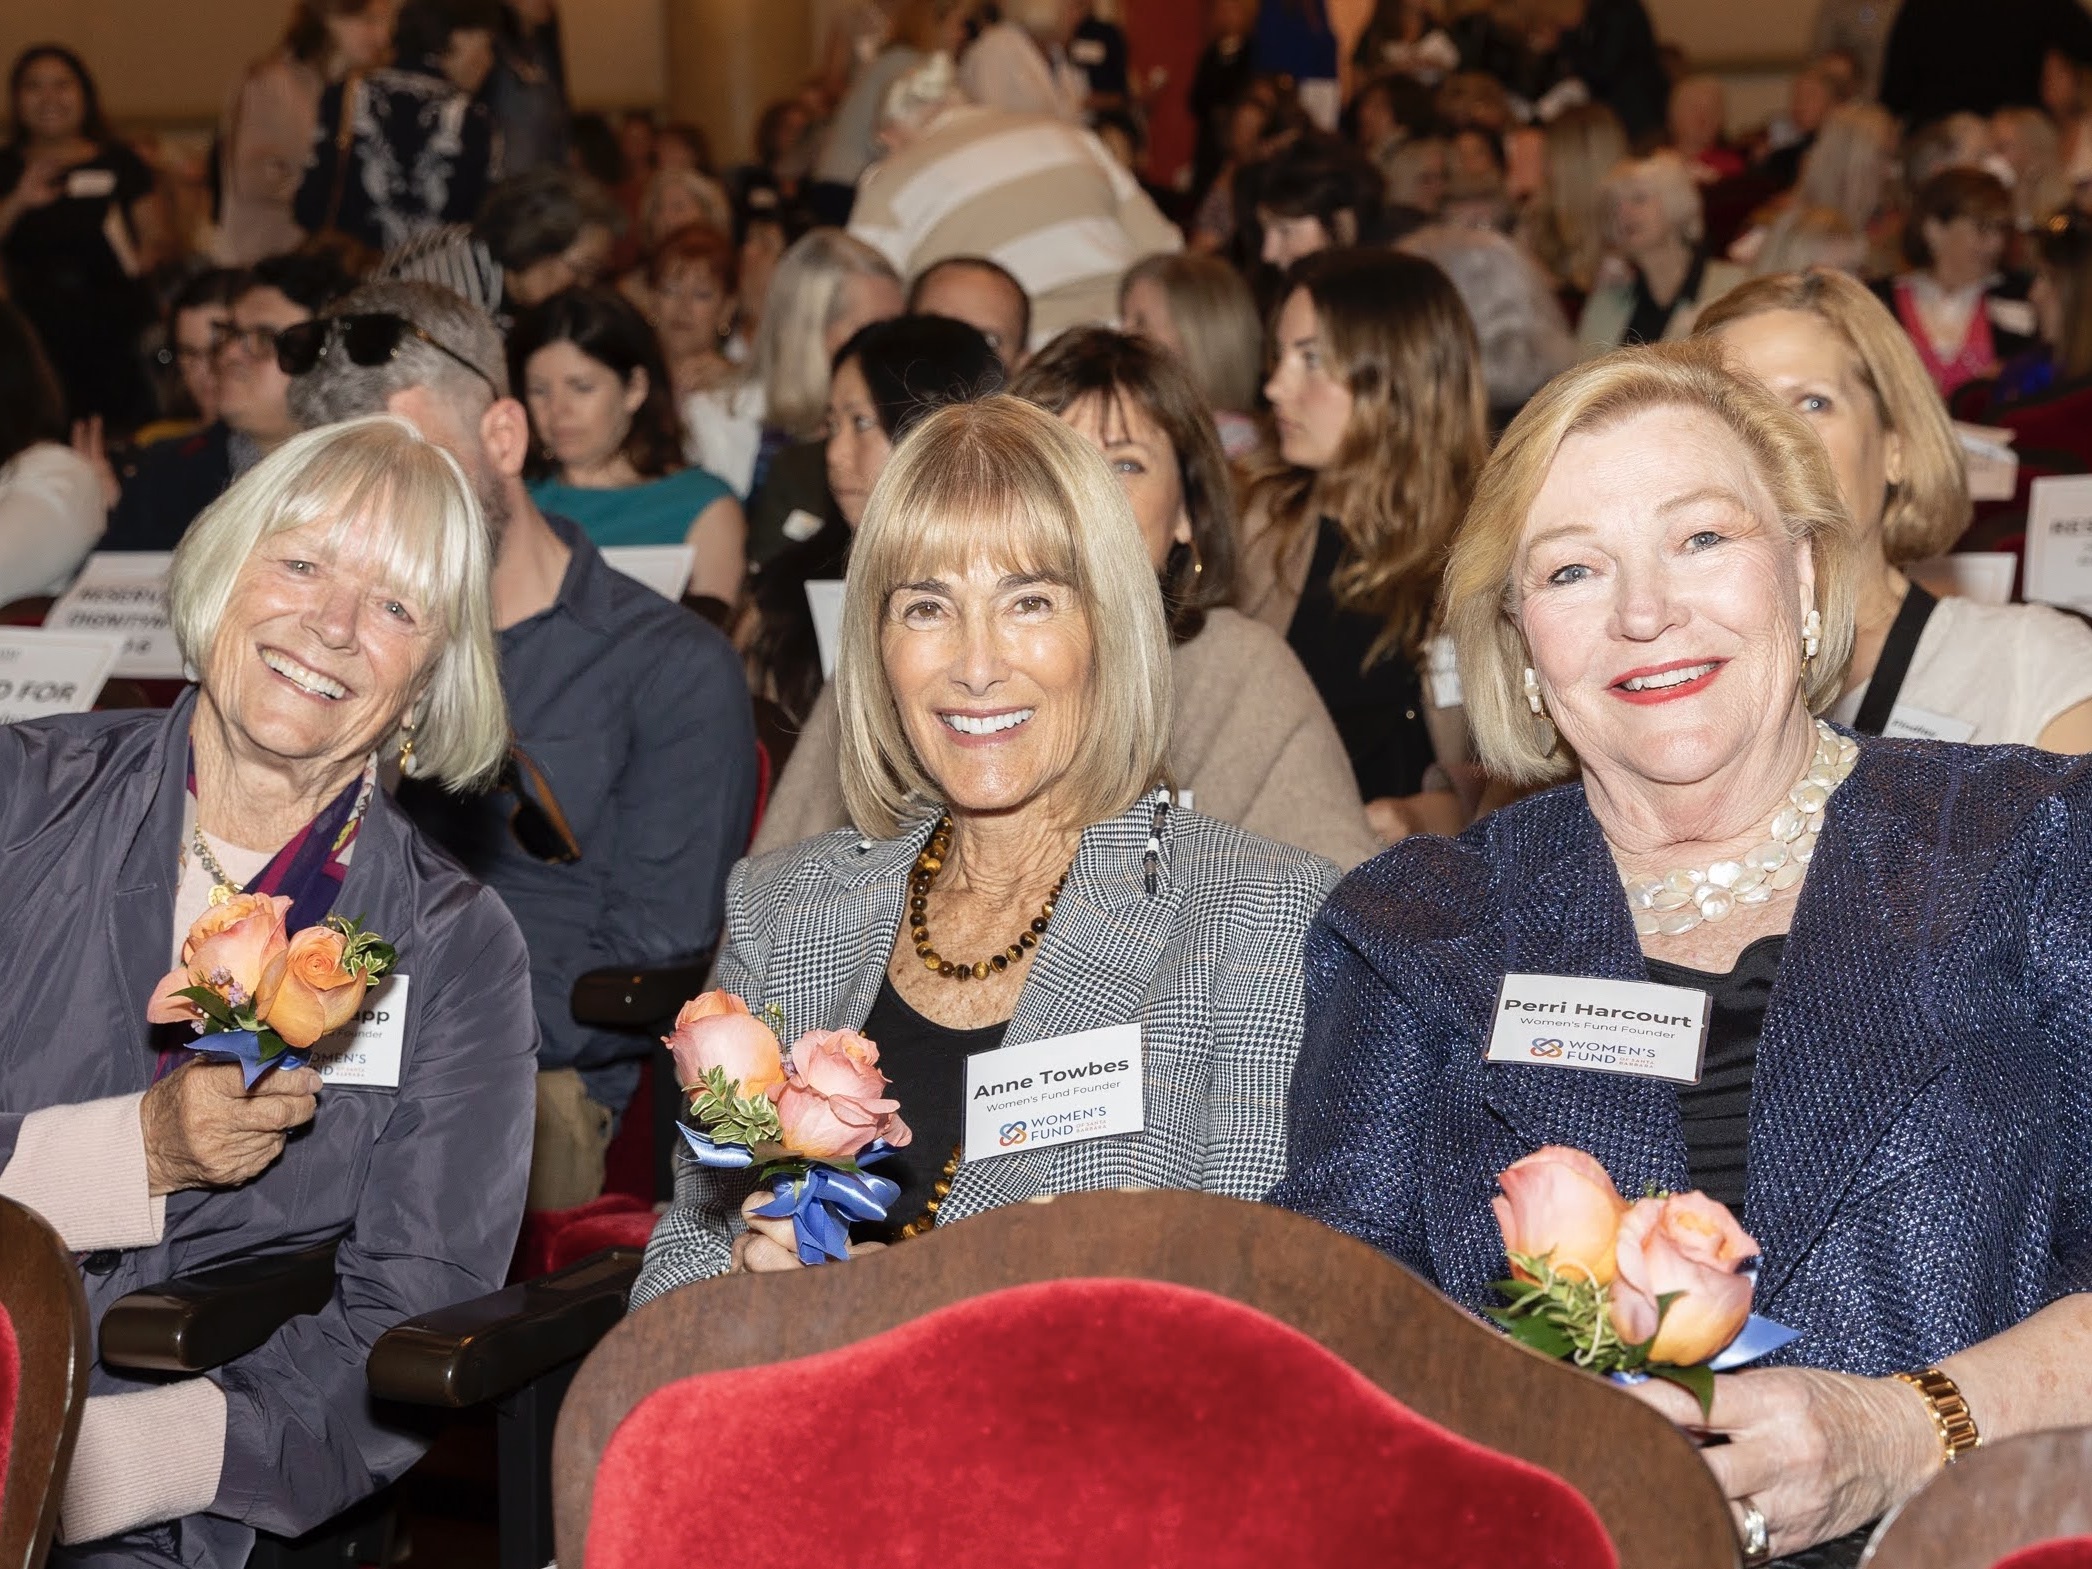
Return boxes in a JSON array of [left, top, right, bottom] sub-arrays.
[[1523, 667, 1544, 716], [1802, 608, 1822, 661]]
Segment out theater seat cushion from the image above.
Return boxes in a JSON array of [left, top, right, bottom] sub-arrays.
[[588, 1277, 1616, 1569], [0, 1302, 17, 1491], [1994, 1542, 2092, 1569]]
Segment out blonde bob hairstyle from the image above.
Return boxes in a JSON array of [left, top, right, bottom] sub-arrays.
[[1604, 151, 1705, 250], [168, 415, 507, 791], [1693, 267, 1970, 562], [1446, 342, 1863, 786], [835, 394, 1173, 839], [753, 229, 903, 439]]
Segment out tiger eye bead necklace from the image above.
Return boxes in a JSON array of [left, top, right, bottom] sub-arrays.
[[909, 815, 1068, 982]]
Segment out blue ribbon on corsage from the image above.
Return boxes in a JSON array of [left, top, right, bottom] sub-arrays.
[[677, 1124, 757, 1168], [1707, 1311, 1801, 1372], [676, 1132, 905, 1265], [755, 1143, 904, 1265], [188, 1030, 312, 1090]]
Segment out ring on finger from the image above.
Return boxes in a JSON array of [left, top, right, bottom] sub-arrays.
[[1737, 1497, 1771, 1565]]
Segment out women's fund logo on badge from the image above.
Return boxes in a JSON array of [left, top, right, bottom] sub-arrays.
[[962, 1023, 1145, 1162], [1486, 974, 1711, 1086]]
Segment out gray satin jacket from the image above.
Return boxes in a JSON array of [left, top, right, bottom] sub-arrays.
[[0, 691, 536, 1567]]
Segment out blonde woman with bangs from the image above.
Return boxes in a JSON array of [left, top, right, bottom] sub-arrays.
[[1240, 247, 1487, 844], [0, 415, 536, 1558], [1274, 342, 2092, 1564], [635, 395, 1338, 1293], [1698, 267, 2092, 750]]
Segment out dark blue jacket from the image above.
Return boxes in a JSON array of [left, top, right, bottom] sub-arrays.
[[102, 422, 234, 553], [0, 691, 535, 1565], [1270, 734, 2092, 1377]]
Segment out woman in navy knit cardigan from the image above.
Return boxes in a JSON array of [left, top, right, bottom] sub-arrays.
[[1272, 343, 2092, 1564]]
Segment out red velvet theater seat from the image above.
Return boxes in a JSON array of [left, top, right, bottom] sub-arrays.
[[0, 1303, 17, 1512], [586, 1278, 1617, 1569], [0, 1195, 91, 1569], [1994, 1544, 2092, 1569]]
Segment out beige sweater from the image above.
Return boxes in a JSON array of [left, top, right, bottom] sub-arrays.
[[753, 607, 1383, 870]]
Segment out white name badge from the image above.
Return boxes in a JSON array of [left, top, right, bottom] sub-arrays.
[[310, 974, 408, 1089], [1987, 296, 2038, 338], [1426, 633, 1463, 709], [1952, 423, 2020, 504], [1905, 550, 2015, 606], [1882, 704, 1977, 744], [1486, 974, 1709, 1085], [2024, 475, 2092, 616], [600, 544, 694, 602], [0, 628, 123, 723], [962, 1023, 1143, 1163], [805, 578, 846, 679], [781, 507, 825, 544], [66, 167, 118, 199], [45, 552, 184, 678]]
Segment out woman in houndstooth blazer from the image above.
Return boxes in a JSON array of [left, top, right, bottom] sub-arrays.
[[634, 396, 1341, 1302]]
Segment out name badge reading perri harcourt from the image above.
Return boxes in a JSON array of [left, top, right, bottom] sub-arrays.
[[1485, 973, 1709, 1084], [962, 1023, 1143, 1163]]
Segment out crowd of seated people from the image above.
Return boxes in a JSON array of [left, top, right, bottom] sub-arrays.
[[5, 0, 2092, 1563]]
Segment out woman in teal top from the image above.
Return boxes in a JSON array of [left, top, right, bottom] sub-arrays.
[[515, 286, 746, 602]]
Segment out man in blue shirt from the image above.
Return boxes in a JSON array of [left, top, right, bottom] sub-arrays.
[[286, 279, 757, 1207]]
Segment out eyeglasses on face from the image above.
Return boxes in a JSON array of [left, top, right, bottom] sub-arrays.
[[157, 342, 217, 370], [275, 312, 502, 399], [211, 321, 289, 359]]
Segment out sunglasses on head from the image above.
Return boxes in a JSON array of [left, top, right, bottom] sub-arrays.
[[276, 312, 501, 399], [498, 745, 582, 864]]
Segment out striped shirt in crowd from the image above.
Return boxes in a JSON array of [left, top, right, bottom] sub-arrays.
[[848, 104, 1182, 348]]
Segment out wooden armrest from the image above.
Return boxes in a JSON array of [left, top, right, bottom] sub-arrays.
[[366, 1247, 642, 1409], [98, 1240, 340, 1373], [570, 957, 712, 1028]]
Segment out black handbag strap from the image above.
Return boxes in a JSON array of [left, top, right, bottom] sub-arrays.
[[1852, 582, 1939, 736]]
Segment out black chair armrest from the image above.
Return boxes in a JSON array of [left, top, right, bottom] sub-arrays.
[[99, 1240, 340, 1374], [570, 957, 713, 1029], [366, 1247, 642, 1410]]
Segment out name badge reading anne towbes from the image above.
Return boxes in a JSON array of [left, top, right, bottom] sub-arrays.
[[962, 1023, 1143, 1163], [1485, 974, 1710, 1085]]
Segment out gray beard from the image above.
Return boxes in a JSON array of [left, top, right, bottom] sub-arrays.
[[475, 465, 514, 546]]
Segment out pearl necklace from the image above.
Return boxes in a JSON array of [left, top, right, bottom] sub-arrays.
[[1621, 720, 1858, 937]]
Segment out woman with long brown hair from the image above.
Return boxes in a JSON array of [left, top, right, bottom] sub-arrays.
[[1241, 247, 1488, 841]]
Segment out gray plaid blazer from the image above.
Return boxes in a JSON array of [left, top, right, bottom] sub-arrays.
[[633, 792, 1340, 1303]]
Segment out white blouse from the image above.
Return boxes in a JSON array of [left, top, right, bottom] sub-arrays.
[[1831, 594, 2092, 747], [0, 443, 104, 603]]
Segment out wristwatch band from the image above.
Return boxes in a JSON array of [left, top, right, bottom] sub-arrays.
[[1894, 1367, 1981, 1463]]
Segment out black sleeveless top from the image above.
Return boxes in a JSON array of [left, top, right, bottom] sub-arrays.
[[857, 977, 1007, 1236], [1645, 935, 1787, 1211], [1284, 517, 1437, 801]]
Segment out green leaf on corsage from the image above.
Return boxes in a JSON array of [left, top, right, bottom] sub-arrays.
[[685, 1063, 783, 1146], [327, 915, 398, 986], [176, 986, 243, 1031], [1650, 1361, 1716, 1418]]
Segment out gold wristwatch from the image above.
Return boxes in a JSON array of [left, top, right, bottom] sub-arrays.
[[1894, 1367, 1981, 1464]]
